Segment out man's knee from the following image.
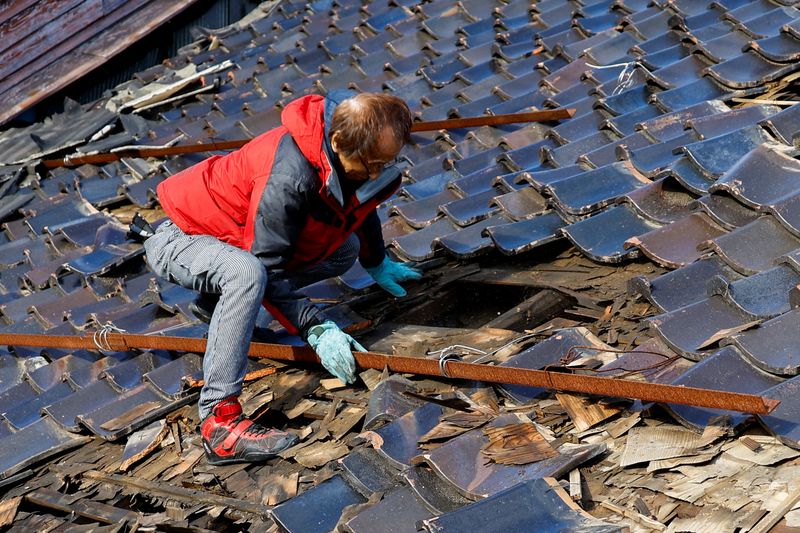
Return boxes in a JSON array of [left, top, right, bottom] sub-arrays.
[[222, 252, 267, 294]]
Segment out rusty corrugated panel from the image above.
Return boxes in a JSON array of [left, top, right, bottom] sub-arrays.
[[0, 0, 201, 127]]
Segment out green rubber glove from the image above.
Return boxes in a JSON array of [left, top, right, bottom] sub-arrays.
[[364, 256, 422, 297], [306, 321, 365, 384]]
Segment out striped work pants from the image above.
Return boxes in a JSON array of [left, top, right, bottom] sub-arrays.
[[144, 220, 359, 418]]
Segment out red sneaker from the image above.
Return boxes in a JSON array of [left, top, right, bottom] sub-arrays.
[[200, 397, 298, 465]]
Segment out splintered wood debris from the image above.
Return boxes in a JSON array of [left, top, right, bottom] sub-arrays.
[[481, 422, 559, 465]]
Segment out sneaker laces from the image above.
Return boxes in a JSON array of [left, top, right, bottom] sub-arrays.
[[233, 415, 273, 437]]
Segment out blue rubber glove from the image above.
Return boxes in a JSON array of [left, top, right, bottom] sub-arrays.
[[364, 256, 422, 297], [306, 321, 365, 384]]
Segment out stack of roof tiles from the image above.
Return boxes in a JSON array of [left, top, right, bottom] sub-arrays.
[[3, 0, 800, 529]]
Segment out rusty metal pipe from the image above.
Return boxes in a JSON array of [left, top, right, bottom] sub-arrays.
[[0, 332, 779, 415], [40, 108, 575, 168]]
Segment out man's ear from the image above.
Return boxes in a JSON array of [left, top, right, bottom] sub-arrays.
[[330, 131, 340, 153]]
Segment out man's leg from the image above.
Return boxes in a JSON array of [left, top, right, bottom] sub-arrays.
[[144, 221, 297, 463], [145, 221, 263, 416]]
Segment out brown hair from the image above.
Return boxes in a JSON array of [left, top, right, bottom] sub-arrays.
[[329, 93, 412, 158]]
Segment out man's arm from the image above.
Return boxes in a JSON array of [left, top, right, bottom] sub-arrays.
[[355, 210, 386, 269], [252, 173, 326, 338]]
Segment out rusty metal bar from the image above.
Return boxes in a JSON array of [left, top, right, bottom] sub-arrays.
[[40, 108, 576, 168], [0, 332, 778, 414]]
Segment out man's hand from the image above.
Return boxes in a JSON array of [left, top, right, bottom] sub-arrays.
[[306, 321, 365, 384], [365, 256, 422, 297]]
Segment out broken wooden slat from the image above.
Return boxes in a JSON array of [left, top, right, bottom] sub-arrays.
[[481, 422, 559, 465], [568, 469, 582, 501], [599, 501, 666, 531], [620, 426, 705, 467], [294, 440, 349, 469], [261, 472, 299, 506], [82, 470, 272, 517], [0, 497, 21, 527], [25, 487, 139, 524], [556, 393, 624, 432]]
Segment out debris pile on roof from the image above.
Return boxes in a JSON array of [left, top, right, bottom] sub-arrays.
[[4, 0, 800, 530]]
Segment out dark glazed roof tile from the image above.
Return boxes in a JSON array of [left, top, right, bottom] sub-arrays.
[[624, 212, 727, 269], [339, 446, 402, 497], [650, 77, 735, 113], [436, 214, 506, 259], [490, 187, 549, 221], [594, 85, 654, 117], [706, 51, 800, 89], [708, 143, 800, 209], [373, 403, 443, 469], [77, 382, 196, 440], [439, 188, 501, 226], [562, 203, 662, 263], [346, 486, 434, 533], [699, 215, 800, 275], [757, 375, 800, 447], [414, 413, 605, 499], [636, 100, 727, 142], [619, 133, 696, 177], [271, 475, 366, 533], [547, 110, 609, 144], [659, 157, 716, 195], [644, 55, 711, 90], [648, 294, 758, 359], [390, 218, 459, 261], [42, 379, 121, 432], [679, 125, 774, 179], [733, 6, 800, 39], [732, 308, 800, 375], [420, 477, 622, 533], [3, 381, 74, 430], [542, 130, 618, 168], [602, 104, 662, 137], [390, 190, 461, 229], [0, 417, 91, 481], [618, 176, 697, 224], [26, 355, 92, 392], [629, 256, 744, 313], [687, 104, 780, 139], [485, 211, 567, 255], [363, 374, 423, 431], [663, 346, 782, 431], [689, 30, 753, 63], [760, 101, 800, 144], [710, 264, 800, 318], [748, 32, 800, 63], [692, 193, 761, 230], [143, 353, 203, 399], [545, 162, 648, 216], [580, 133, 652, 169]]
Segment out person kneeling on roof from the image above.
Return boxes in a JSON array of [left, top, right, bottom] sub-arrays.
[[144, 90, 421, 465]]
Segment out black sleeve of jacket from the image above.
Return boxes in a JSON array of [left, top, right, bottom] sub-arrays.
[[252, 172, 327, 340], [355, 209, 386, 269]]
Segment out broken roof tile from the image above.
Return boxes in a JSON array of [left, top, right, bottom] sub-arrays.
[[372, 402, 444, 469], [271, 474, 366, 533], [346, 485, 434, 533], [420, 477, 622, 533], [0, 417, 91, 481], [413, 413, 605, 499]]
